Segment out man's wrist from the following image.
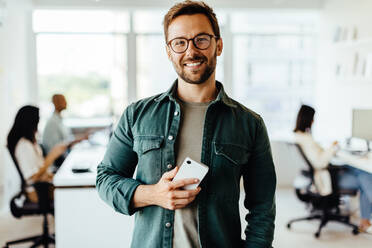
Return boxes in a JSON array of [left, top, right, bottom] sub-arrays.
[[132, 184, 157, 208]]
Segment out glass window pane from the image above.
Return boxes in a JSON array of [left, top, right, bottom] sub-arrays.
[[252, 63, 289, 86], [137, 35, 176, 99], [231, 11, 318, 34], [37, 34, 127, 120], [33, 10, 130, 33], [133, 10, 166, 33], [231, 11, 317, 137]]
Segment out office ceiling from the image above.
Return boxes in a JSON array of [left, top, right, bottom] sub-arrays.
[[32, 0, 326, 9]]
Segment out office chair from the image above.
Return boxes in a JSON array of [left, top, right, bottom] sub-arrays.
[[286, 143, 359, 238], [3, 150, 55, 248]]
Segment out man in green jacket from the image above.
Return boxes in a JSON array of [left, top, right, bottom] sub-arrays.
[[96, 1, 276, 247]]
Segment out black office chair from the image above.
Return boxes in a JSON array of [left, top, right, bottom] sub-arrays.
[[4, 150, 55, 248], [286, 143, 359, 238]]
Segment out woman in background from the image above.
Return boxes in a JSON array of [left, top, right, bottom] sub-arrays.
[[294, 104, 372, 234], [7, 105, 67, 202]]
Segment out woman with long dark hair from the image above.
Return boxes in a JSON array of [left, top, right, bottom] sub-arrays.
[[7, 105, 67, 202], [294, 104, 372, 233]]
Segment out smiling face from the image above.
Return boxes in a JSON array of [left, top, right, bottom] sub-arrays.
[[166, 14, 223, 85]]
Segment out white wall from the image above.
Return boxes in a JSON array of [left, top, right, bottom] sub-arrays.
[[0, 0, 36, 211], [314, 0, 372, 141]]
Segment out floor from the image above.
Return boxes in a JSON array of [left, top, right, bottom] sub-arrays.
[[0, 188, 371, 248], [267, 189, 372, 248], [0, 214, 55, 248]]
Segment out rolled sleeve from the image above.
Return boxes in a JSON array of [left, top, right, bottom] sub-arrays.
[[96, 104, 141, 216], [243, 117, 276, 248]]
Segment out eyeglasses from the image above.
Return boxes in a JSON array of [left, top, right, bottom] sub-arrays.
[[167, 33, 219, 54]]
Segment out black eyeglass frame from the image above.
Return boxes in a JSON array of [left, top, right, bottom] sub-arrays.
[[167, 33, 219, 54]]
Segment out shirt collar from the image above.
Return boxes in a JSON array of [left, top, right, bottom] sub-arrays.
[[154, 79, 237, 108]]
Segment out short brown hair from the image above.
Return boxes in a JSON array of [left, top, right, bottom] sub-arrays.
[[163, 0, 220, 42]]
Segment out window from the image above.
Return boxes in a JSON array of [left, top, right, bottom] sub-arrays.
[[34, 10, 128, 123], [33, 10, 129, 33], [231, 11, 318, 138]]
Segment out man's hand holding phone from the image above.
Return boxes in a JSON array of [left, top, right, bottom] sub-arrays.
[[152, 166, 201, 210], [132, 158, 208, 210]]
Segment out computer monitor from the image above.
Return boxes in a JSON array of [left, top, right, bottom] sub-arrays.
[[352, 109, 372, 151]]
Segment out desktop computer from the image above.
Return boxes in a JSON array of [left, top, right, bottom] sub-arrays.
[[351, 109, 372, 151]]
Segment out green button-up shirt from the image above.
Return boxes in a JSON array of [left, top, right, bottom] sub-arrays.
[[96, 81, 276, 248]]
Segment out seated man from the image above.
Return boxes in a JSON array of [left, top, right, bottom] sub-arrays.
[[42, 94, 87, 167]]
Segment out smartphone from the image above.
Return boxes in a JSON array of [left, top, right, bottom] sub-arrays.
[[172, 157, 209, 190]]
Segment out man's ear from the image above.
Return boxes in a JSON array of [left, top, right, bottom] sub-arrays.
[[166, 45, 172, 60], [216, 38, 223, 56]]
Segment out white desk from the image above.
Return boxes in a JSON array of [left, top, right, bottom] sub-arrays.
[[53, 145, 134, 248], [332, 151, 372, 174]]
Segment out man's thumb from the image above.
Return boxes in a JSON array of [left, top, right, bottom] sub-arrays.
[[162, 166, 179, 180]]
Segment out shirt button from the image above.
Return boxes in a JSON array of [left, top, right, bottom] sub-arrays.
[[168, 135, 174, 141], [165, 222, 171, 228], [174, 111, 179, 116], [167, 164, 173, 169]]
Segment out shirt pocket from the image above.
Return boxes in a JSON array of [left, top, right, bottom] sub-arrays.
[[210, 142, 251, 201], [133, 135, 164, 184], [213, 142, 251, 166]]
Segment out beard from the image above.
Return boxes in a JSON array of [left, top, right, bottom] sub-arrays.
[[173, 49, 217, 85]]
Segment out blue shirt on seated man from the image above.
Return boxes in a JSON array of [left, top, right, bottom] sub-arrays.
[[42, 94, 88, 166]]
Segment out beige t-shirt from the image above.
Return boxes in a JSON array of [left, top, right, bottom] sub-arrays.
[[294, 131, 337, 195], [173, 99, 209, 248], [15, 137, 44, 184]]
